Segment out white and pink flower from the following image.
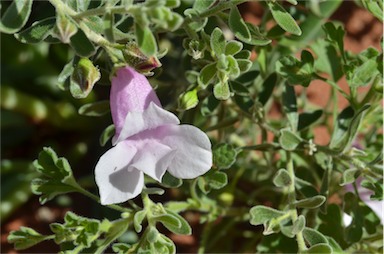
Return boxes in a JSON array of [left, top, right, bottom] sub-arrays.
[[95, 67, 212, 205]]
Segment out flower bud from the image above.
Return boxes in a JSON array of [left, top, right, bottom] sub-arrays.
[[70, 58, 100, 99], [123, 42, 161, 75]]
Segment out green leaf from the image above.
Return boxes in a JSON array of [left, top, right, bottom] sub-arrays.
[[226, 55, 241, 79], [146, 227, 159, 244], [234, 94, 254, 113], [281, 215, 306, 238], [134, 210, 147, 233], [298, 110, 323, 131], [31, 147, 79, 204], [326, 237, 344, 254], [192, 0, 216, 12], [303, 244, 332, 254], [15, 17, 56, 43], [329, 104, 370, 152], [67, 0, 91, 12], [135, 23, 157, 56], [165, 209, 192, 235], [8, 227, 48, 250], [161, 172, 183, 188], [292, 215, 306, 235], [210, 27, 226, 56], [225, 40, 243, 55], [267, 1, 302, 36], [273, 168, 292, 187], [178, 89, 199, 111], [57, 60, 74, 90], [323, 22, 345, 57], [302, 227, 328, 246], [235, 49, 252, 60], [282, 83, 298, 131], [213, 143, 238, 169], [293, 195, 326, 209], [257, 233, 298, 253], [279, 128, 302, 151], [165, 201, 191, 213], [112, 243, 131, 254], [230, 81, 249, 96], [258, 73, 277, 106], [311, 40, 343, 81], [340, 168, 360, 186], [83, 16, 104, 34], [198, 171, 228, 194], [318, 204, 347, 249], [348, 58, 379, 87], [155, 209, 192, 235], [329, 106, 354, 150], [361, 0, 383, 21], [0, 0, 33, 34], [237, 59, 252, 73], [229, 6, 251, 41], [241, 23, 272, 46], [213, 81, 231, 100], [153, 234, 176, 254], [99, 124, 115, 147], [276, 50, 315, 87], [361, 179, 383, 201], [198, 63, 216, 88], [165, 12, 183, 31], [267, 24, 286, 39], [96, 219, 130, 254], [69, 29, 96, 57], [78, 101, 110, 116], [165, 0, 180, 8], [201, 94, 220, 116], [249, 205, 285, 226]]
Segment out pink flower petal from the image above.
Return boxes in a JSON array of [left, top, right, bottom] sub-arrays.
[[95, 141, 144, 205], [113, 102, 179, 145], [129, 139, 176, 182], [110, 67, 161, 137], [159, 125, 212, 179]]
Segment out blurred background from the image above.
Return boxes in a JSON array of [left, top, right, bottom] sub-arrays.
[[1, 1, 382, 253]]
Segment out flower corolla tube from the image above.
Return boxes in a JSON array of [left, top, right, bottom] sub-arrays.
[[95, 67, 212, 205]]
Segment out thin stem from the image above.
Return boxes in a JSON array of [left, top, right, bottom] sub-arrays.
[[190, 178, 200, 201], [331, 85, 339, 134], [74, 185, 131, 213], [239, 143, 280, 151], [198, 220, 214, 254], [205, 117, 240, 132], [286, 152, 307, 252], [316, 75, 350, 103]]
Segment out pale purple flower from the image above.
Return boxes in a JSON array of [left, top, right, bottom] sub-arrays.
[[95, 67, 212, 205]]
